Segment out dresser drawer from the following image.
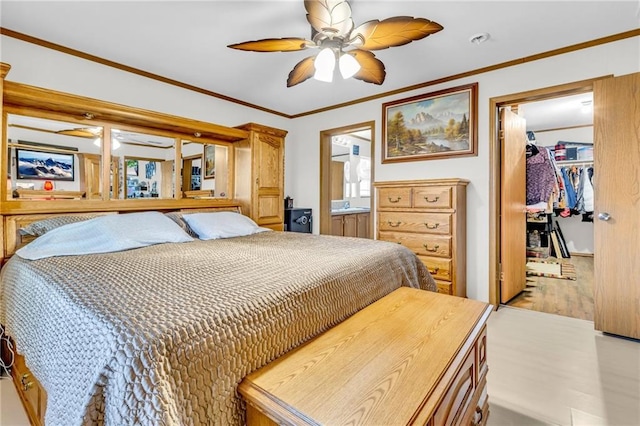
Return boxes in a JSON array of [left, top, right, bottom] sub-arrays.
[[413, 186, 453, 209], [12, 353, 45, 425], [378, 211, 452, 235], [434, 280, 453, 295], [380, 231, 451, 257], [378, 187, 412, 208], [419, 256, 452, 282], [476, 326, 488, 383], [433, 345, 476, 426]]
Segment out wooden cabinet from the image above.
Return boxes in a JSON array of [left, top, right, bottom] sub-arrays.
[[375, 179, 469, 297], [78, 153, 101, 199], [240, 287, 492, 426], [330, 160, 344, 200], [234, 123, 287, 231], [331, 212, 370, 238]]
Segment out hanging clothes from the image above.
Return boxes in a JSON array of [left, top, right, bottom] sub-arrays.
[[554, 164, 594, 216], [526, 146, 557, 207]]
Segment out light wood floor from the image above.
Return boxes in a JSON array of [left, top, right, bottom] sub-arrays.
[[487, 305, 640, 426], [507, 255, 594, 321]]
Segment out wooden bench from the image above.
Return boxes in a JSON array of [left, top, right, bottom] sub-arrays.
[[239, 287, 492, 425]]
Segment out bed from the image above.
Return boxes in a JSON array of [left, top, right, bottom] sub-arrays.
[[0, 209, 435, 425]]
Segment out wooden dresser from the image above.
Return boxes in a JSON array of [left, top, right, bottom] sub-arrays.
[[375, 179, 469, 297], [240, 287, 492, 426]]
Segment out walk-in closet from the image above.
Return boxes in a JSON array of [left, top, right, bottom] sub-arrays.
[[507, 93, 595, 321]]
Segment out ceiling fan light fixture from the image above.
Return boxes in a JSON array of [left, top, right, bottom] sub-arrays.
[[339, 52, 360, 79], [314, 47, 336, 82], [229, 0, 443, 87], [93, 137, 121, 150]]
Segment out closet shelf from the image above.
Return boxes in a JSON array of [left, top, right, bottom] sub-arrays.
[[555, 159, 593, 166]]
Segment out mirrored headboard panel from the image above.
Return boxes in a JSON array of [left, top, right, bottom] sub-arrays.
[[1, 76, 247, 214]]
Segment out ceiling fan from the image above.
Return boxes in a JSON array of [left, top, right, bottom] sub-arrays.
[[227, 0, 443, 87]]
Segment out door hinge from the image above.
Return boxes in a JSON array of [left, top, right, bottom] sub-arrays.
[[499, 263, 504, 281]]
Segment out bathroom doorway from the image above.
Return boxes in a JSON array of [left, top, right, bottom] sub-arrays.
[[319, 121, 375, 236]]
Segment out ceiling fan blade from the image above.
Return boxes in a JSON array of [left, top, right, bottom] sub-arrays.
[[228, 38, 315, 52], [305, 0, 354, 39], [349, 50, 386, 85], [56, 128, 100, 138], [287, 55, 317, 87], [349, 17, 443, 51]]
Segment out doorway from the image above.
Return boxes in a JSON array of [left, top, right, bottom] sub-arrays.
[[508, 94, 595, 320], [488, 78, 599, 317], [319, 121, 375, 236]]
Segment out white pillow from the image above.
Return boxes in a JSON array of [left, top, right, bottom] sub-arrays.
[[16, 211, 194, 260], [182, 212, 270, 240]]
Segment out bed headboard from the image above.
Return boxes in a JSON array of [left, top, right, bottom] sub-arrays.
[[1, 205, 242, 262]]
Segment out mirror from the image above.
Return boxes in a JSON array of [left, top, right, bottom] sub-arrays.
[[6, 114, 103, 200], [181, 140, 229, 198], [110, 129, 176, 199], [4, 113, 235, 203], [331, 132, 372, 203]]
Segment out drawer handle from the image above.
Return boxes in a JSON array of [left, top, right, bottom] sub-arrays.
[[388, 196, 401, 203], [387, 221, 401, 227], [424, 196, 440, 203], [21, 374, 33, 391], [429, 267, 440, 274], [424, 222, 440, 229], [423, 243, 440, 252]]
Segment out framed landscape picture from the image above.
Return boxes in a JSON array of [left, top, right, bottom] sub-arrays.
[[382, 83, 478, 163], [204, 144, 215, 179], [16, 148, 74, 181]]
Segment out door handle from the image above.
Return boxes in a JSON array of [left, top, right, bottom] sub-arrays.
[[598, 212, 611, 221]]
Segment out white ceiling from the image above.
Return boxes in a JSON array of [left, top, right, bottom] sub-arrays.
[[1, 1, 638, 121]]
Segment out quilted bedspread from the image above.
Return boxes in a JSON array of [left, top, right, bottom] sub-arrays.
[[0, 231, 435, 425]]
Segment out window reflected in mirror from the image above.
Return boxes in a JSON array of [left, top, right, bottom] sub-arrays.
[[6, 114, 103, 200], [111, 130, 176, 199], [181, 141, 229, 198]]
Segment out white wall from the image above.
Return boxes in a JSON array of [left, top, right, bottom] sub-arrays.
[[2, 34, 639, 301], [286, 36, 639, 301], [0, 36, 289, 136]]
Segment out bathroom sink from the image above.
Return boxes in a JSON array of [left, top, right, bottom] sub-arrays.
[[331, 207, 370, 213]]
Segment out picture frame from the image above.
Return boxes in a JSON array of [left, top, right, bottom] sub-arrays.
[[16, 148, 75, 181], [204, 144, 215, 179], [125, 159, 139, 177], [382, 83, 478, 163]]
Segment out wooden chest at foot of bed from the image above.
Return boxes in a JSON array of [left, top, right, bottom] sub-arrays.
[[239, 288, 492, 426]]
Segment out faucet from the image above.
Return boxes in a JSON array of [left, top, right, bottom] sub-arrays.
[[344, 201, 350, 209]]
